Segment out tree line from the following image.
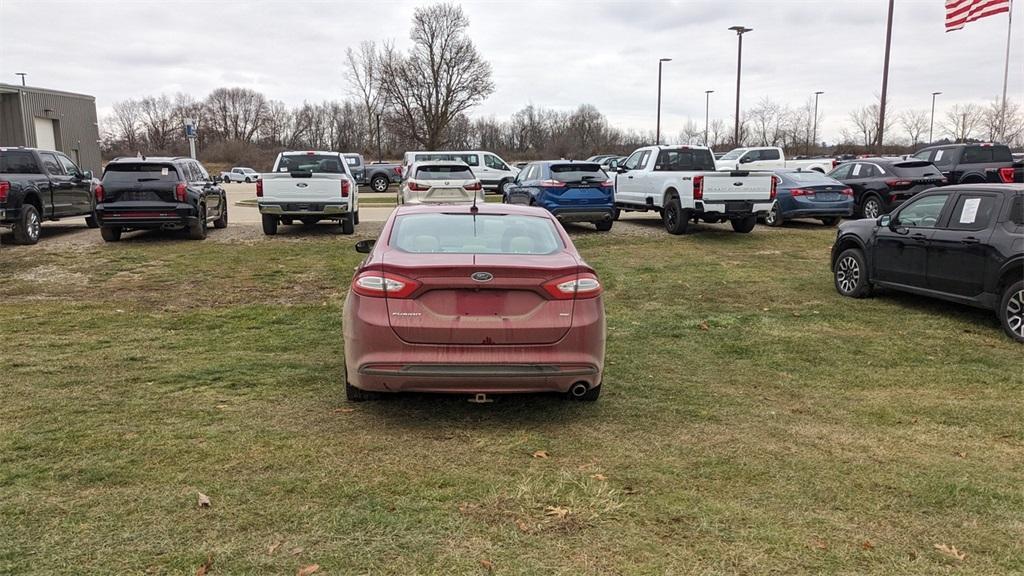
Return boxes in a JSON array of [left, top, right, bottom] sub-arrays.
[[100, 3, 1023, 169]]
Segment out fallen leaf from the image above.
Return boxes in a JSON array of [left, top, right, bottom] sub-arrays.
[[268, 540, 282, 555], [480, 559, 494, 571], [332, 407, 355, 413], [956, 451, 967, 458], [195, 553, 213, 576], [296, 565, 320, 576], [698, 320, 710, 331], [934, 543, 967, 561], [544, 505, 570, 519], [591, 474, 607, 481], [515, 519, 530, 532], [861, 540, 874, 550], [532, 450, 549, 459], [215, 404, 228, 409], [811, 538, 828, 550], [290, 547, 304, 556], [197, 492, 211, 508]]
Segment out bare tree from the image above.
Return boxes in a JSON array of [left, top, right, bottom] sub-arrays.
[[345, 41, 383, 152], [898, 109, 929, 147], [981, 99, 1024, 144], [377, 3, 495, 149], [845, 103, 893, 147], [747, 97, 789, 147], [205, 87, 268, 142], [139, 95, 175, 151], [942, 103, 984, 142], [111, 99, 143, 150], [676, 118, 703, 145]]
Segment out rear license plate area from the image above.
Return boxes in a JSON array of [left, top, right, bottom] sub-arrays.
[[725, 201, 753, 212], [287, 204, 321, 211]]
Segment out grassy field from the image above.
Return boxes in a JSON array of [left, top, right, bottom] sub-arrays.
[[1, 221, 1021, 575]]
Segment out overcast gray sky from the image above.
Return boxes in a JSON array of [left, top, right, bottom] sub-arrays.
[[1, 0, 1020, 143]]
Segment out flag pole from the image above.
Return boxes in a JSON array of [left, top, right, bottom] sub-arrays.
[[877, 0, 895, 151], [1000, 0, 1013, 141]]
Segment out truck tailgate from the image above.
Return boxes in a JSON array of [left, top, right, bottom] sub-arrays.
[[701, 172, 774, 202], [261, 174, 346, 202]]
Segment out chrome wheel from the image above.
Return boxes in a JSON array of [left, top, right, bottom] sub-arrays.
[[836, 255, 860, 294], [765, 203, 779, 226], [1007, 290, 1024, 339], [27, 210, 40, 241], [372, 177, 388, 192], [863, 198, 880, 219]]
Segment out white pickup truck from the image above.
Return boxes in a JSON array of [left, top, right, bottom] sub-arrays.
[[257, 151, 359, 235], [715, 147, 836, 174], [220, 167, 261, 183], [614, 145, 776, 234]]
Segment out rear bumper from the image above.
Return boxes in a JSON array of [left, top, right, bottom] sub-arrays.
[[258, 201, 350, 216], [343, 293, 606, 395], [695, 200, 774, 215], [780, 198, 853, 218], [95, 202, 197, 228], [550, 206, 614, 222]]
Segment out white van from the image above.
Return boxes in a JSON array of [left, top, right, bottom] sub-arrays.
[[402, 151, 519, 194]]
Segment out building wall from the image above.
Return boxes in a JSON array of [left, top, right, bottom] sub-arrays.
[[0, 84, 101, 174]]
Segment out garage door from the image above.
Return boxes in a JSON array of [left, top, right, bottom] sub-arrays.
[[34, 117, 57, 150]]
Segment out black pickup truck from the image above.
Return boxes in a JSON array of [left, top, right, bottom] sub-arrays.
[[911, 143, 1018, 185], [0, 147, 98, 245]]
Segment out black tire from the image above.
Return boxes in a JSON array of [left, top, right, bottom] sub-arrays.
[[820, 216, 841, 227], [860, 195, 883, 219], [261, 214, 278, 236], [187, 206, 207, 240], [764, 203, 783, 227], [281, 217, 294, 226], [214, 200, 228, 227], [223, 176, 230, 183], [85, 209, 99, 229], [346, 380, 380, 402], [662, 194, 691, 235], [341, 213, 355, 235], [12, 204, 41, 245], [595, 220, 613, 232], [730, 215, 757, 233], [371, 175, 389, 193], [834, 248, 872, 298], [612, 207, 621, 221], [354, 210, 360, 225], [998, 280, 1024, 343], [244, 177, 251, 184], [100, 226, 122, 243]]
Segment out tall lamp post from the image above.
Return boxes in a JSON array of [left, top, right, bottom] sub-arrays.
[[929, 91, 942, 144], [15, 72, 27, 86], [811, 91, 824, 154], [655, 58, 672, 145], [729, 26, 752, 146], [704, 90, 714, 147]]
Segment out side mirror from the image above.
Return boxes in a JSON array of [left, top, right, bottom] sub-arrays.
[[617, 166, 627, 173], [739, 156, 754, 164], [878, 215, 891, 228], [355, 239, 375, 254], [82, 170, 93, 180]]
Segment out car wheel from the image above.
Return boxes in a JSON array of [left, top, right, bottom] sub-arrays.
[[354, 210, 360, 225], [612, 208, 621, 221], [662, 195, 691, 235], [213, 202, 228, 229], [346, 380, 380, 402], [861, 195, 883, 219], [12, 204, 41, 245], [999, 280, 1024, 343], [223, 176, 230, 183], [765, 203, 783, 227], [371, 175, 389, 192], [341, 213, 355, 235], [100, 226, 122, 242], [187, 205, 208, 240], [85, 209, 99, 229], [834, 248, 871, 298], [595, 220, 613, 232], [730, 215, 757, 233], [261, 214, 278, 236], [820, 216, 841, 227], [500, 179, 514, 195], [244, 177, 251, 184]]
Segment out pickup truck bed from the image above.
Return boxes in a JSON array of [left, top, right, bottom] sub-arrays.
[[258, 151, 360, 236]]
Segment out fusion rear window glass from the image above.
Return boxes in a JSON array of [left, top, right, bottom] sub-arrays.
[[415, 165, 474, 180], [278, 155, 345, 173], [392, 213, 563, 255]]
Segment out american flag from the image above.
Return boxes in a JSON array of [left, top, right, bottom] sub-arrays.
[[946, 0, 1012, 31]]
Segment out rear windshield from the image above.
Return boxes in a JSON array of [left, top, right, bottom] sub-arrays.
[[415, 165, 474, 180], [961, 145, 1013, 164], [0, 151, 41, 174], [391, 213, 563, 255], [780, 171, 838, 185], [891, 161, 943, 178], [103, 163, 181, 183], [344, 156, 362, 167], [550, 163, 606, 183], [277, 154, 345, 174]]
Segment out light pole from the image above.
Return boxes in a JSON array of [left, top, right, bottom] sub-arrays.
[[729, 26, 752, 146], [656, 58, 672, 145], [704, 90, 714, 147], [929, 91, 942, 144], [15, 72, 27, 86], [811, 91, 824, 154]]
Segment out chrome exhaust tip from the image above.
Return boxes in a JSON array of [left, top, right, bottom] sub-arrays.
[[569, 383, 589, 398]]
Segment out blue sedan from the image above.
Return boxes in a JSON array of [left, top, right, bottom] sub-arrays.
[[764, 170, 854, 227], [504, 161, 615, 231]]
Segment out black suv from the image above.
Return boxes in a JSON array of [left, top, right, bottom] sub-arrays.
[[831, 184, 1024, 342], [827, 158, 946, 219], [911, 143, 1017, 185], [95, 157, 227, 242]]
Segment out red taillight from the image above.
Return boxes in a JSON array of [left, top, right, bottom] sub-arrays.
[[0, 181, 9, 203], [351, 271, 420, 299], [885, 179, 912, 189], [841, 187, 854, 196], [542, 273, 603, 300], [832, 159, 839, 169], [601, 179, 614, 188], [998, 167, 1015, 183], [790, 188, 815, 197], [256, 179, 263, 197], [463, 181, 482, 191], [770, 176, 779, 200], [408, 181, 429, 191], [692, 175, 704, 200], [393, 166, 402, 176], [341, 179, 350, 197], [94, 184, 104, 203], [539, 179, 564, 188], [175, 182, 187, 202]]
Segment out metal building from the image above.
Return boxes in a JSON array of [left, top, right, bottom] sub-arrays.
[[0, 83, 101, 174]]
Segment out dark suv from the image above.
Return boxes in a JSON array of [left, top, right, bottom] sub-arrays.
[[827, 158, 946, 219], [831, 184, 1024, 342], [911, 143, 1017, 185], [95, 157, 227, 242]]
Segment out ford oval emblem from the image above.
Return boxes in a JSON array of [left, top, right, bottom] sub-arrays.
[[471, 272, 493, 282], [732, 181, 743, 186], [296, 182, 309, 188]]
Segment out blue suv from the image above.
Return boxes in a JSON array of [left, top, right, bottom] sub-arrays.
[[504, 161, 615, 231]]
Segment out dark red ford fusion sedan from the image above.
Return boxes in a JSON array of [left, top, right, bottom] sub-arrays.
[[343, 203, 605, 401]]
